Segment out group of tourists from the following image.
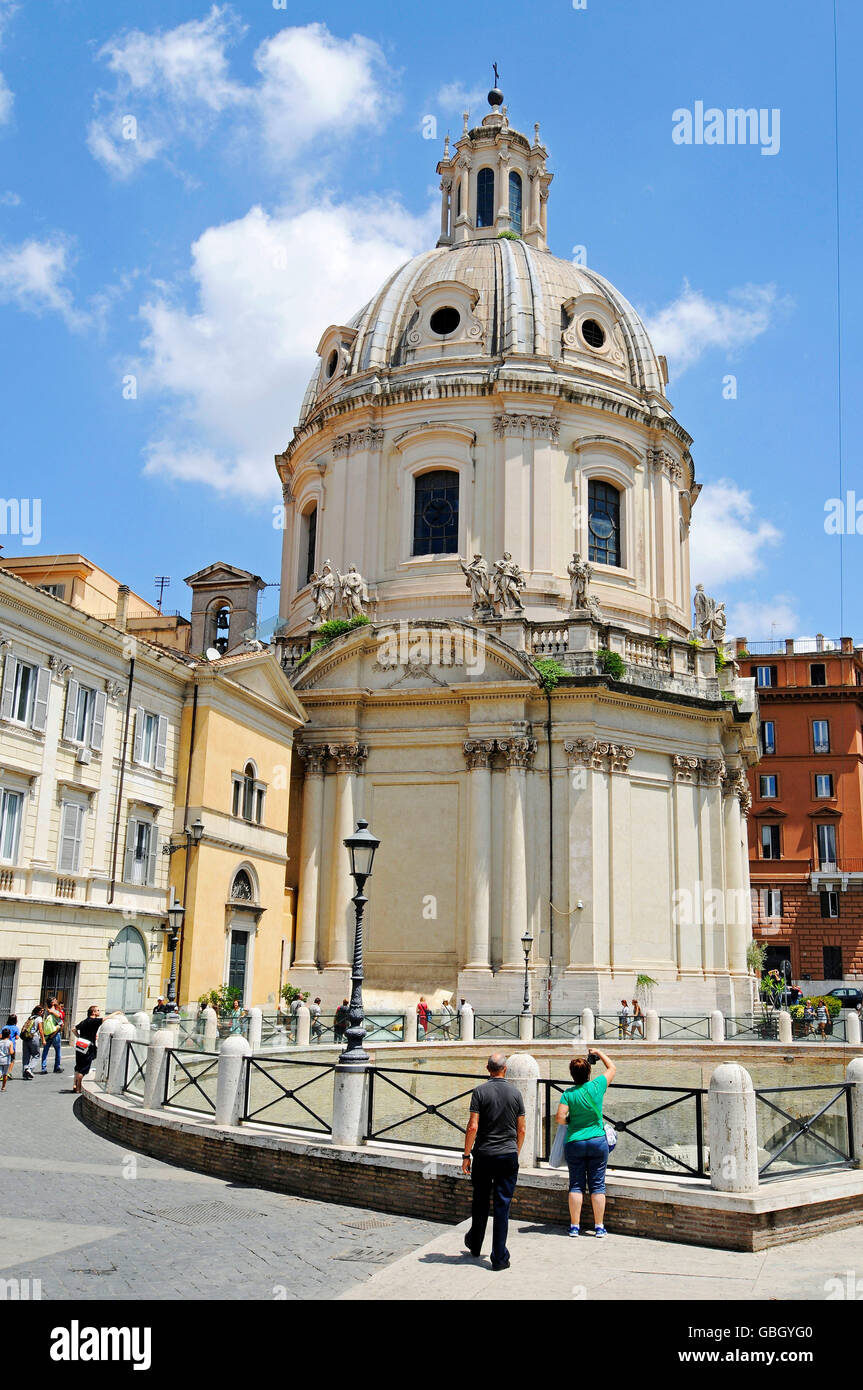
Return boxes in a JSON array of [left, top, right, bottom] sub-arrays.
[[462, 1046, 616, 1269], [0, 999, 122, 1094], [617, 999, 644, 1038]]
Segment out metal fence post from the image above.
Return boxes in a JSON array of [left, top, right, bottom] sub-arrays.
[[215, 1036, 251, 1127], [143, 1028, 176, 1110], [708, 1062, 759, 1191]]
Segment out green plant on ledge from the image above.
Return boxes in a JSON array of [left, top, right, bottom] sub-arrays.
[[746, 940, 767, 976], [653, 635, 670, 649], [737, 648, 750, 659], [597, 647, 625, 680], [715, 647, 728, 671], [635, 973, 659, 1006], [533, 656, 566, 693], [688, 637, 702, 649], [297, 614, 371, 666], [496, 229, 521, 240], [198, 985, 242, 1016]]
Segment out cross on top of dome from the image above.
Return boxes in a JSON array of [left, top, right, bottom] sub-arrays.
[[436, 78, 552, 251]]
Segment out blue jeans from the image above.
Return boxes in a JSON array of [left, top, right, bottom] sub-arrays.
[[41, 1033, 62, 1071], [467, 1152, 519, 1265], [565, 1136, 609, 1194]]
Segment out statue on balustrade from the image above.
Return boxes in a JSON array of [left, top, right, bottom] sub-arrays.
[[492, 552, 526, 614], [459, 553, 494, 616], [338, 564, 370, 618], [693, 584, 726, 645], [567, 552, 602, 620], [311, 561, 337, 624]]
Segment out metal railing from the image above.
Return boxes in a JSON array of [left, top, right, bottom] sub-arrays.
[[659, 1015, 712, 1041], [542, 1079, 708, 1178], [726, 1014, 779, 1041], [122, 1039, 147, 1099], [163, 1048, 219, 1115], [755, 1083, 853, 1178], [420, 1012, 460, 1042], [243, 1056, 336, 1134], [594, 1013, 634, 1040], [366, 1066, 485, 1150], [473, 1013, 522, 1041], [533, 1013, 583, 1041]]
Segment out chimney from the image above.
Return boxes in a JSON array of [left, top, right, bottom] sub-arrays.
[[115, 584, 130, 632]]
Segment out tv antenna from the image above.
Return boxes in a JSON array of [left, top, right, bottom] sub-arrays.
[[154, 576, 171, 613]]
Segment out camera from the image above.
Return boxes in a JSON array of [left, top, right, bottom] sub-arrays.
[[587, 1051, 599, 1066]]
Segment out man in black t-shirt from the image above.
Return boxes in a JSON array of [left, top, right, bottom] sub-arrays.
[[461, 1053, 525, 1270]]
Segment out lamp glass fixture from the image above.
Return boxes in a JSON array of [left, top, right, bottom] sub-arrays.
[[343, 818, 380, 882], [521, 930, 534, 956], [167, 901, 185, 933], [189, 818, 205, 846]]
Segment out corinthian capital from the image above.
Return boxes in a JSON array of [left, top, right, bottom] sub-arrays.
[[671, 754, 700, 784], [697, 757, 725, 787], [497, 736, 537, 769], [609, 744, 636, 774], [296, 743, 328, 777], [463, 739, 496, 770], [327, 742, 369, 774]]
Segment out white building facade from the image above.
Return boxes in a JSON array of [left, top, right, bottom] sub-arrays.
[[276, 92, 759, 1014]]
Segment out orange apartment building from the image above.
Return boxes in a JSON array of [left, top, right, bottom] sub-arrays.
[[740, 634, 863, 988]]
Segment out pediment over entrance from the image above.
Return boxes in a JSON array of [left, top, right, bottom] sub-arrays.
[[293, 621, 537, 693]]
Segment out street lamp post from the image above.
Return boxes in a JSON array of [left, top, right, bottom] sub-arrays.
[[341, 818, 380, 1066], [521, 929, 534, 1014], [165, 899, 185, 1020]]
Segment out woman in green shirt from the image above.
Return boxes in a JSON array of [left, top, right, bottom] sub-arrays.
[[555, 1046, 616, 1238]]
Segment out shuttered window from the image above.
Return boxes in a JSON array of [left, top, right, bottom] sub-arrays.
[[0, 790, 23, 862], [123, 818, 158, 886], [58, 802, 84, 874]]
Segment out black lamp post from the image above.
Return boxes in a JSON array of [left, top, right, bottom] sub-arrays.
[[521, 929, 534, 1014], [341, 818, 380, 1066], [166, 899, 185, 1017]]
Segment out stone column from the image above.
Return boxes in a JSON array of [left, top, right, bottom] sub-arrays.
[[215, 1036, 251, 1127], [722, 766, 752, 976], [499, 737, 536, 968], [493, 416, 528, 553], [608, 744, 636, 972], [565, 740, 608, 971], [530, 419, 559, 574], [295, 745, 328, 968], [698, 758, 727, 974], [506, 1053, 541, 1167], [439, 178, 451, 241], [463, 740, 495, 970], [708, 1062, 759, 1192], [326, 744, 368, 969], [671, 756, 703, 978]]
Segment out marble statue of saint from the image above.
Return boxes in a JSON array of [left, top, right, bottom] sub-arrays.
[[459, 554, 493, 613], [710, 602, 727, 645], [567, 552, 593, 612], [492, 552, 526, 613], [311, 561, 337, 624], [339, 564, 369, 618], [693, 584, 716, 641]]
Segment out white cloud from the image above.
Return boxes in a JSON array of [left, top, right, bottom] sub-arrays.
[[0, 188, 19, 205], [138, 198, 434, 498], [645, 281, 788, 375], [435, 82, 486, 115], [690, 477, 781, 589], [0, 236, 87, 329], [88, 10, 395, 180], [727, 597, 800, 643]]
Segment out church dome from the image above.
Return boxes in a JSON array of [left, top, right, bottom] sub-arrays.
[[299, 239, 667, 427]]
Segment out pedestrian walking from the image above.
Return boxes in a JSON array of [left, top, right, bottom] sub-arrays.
[[803, 1000, 816, 1037], [617, 999, 631, 1039], [40, 997, 64, 1074], [461, 1052, 526, 1271], [816, 1001, 829, 1039], [309, 997, 323, 1043], [289, 994, 302, 1042], [556, 1046, 617, 1238], [4, 1014, 21, 1058], [629, 999, 644, 1039], [440, 999, 455, 1041], [228, 998, 246, 1035], [333, 998, 350, 1044], [72, 1005, 122, 1094], [19, 1007, 44, 1079], [0, 1027, 13, 1091], [417, 996, 431, 1040]]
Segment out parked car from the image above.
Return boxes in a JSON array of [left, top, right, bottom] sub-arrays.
[[828, 987, 863, 1008]]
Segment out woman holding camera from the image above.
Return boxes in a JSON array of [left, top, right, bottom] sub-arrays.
[[555, 1047, 616, 1238]]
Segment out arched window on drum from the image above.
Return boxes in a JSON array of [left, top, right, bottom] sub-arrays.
[[476, 168, 495, 229], [508, 172, 523, 236], [587, 480, 622, 567], [413, 470, 459, 556]]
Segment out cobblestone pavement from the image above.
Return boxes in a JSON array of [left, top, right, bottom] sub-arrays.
[[0, 1060, 444, 1301]]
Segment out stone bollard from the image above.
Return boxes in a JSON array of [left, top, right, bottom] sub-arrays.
[[331, 1064, 370, 1147], [295, 1003, 311, 1047], [201, 1006, 218, 1050], [506, 1053, 541, 1167], [518, 1012, 534, 1042], [214, 1036, 251, 1127], [143, 1028, 176, 1110], [131, 1011, 151, 1045], [402, 1009, 418, 1045], [710, 1010, 725, 1043], [581, 1007, 595, 1043], [459, 1004, 474, 1043], [777, 1010, 793, 1044], [644, 1009, 659, 1042], [107, 1022, 138, 1096], [247, 1006, 262, 1053], [708, 1062, 759, 1192], [95, 1017, 123, 1086], [847, 1012, 862, 1047], [845, 1058, 863, 1165]]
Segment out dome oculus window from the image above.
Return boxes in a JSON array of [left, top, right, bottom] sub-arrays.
[[587, 479, 621, 567], [429, 306, 461, 336], [325, 349, 339, 378], [581, 318, 606, 349], [412, 469, 459, 555]]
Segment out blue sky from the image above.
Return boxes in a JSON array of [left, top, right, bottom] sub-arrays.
[[0, 0, 858, 640]]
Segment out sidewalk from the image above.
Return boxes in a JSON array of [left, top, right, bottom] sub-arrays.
[[340, 1215, 863, 1301]]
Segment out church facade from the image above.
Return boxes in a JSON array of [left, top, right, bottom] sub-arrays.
[[274, 89, 759, 1014]]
